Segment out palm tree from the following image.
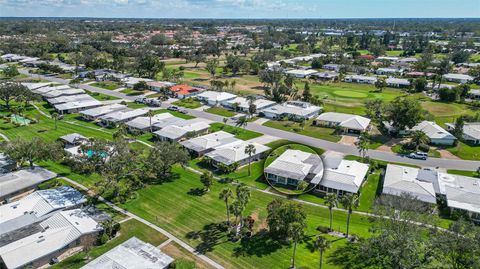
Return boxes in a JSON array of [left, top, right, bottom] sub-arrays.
[[146, 110, 155, 133], [200, 171, 214, 192], [324, 193, 337, 231], [219, 188, 234, 224], [410, 130, 430, 151], [236, 116, 248, 129], [315, 235, 330, 269], [244, 144, 256, 176], [340, 193, 359, 238], [357, 132, 370, 160], [52, 112, 59, 130], [235, 184, 251, 229], [290, 222, 304, 269]]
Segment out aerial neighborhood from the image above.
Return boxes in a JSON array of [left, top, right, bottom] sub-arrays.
[[0, 13, 479, 269]]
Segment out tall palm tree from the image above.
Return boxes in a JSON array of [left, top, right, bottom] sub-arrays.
[[52, 112, 59, 130], [244, 144, 256, 176], [410, 130, 430, 151], [290, 222, 304, 269], [340, 193, 359, 238], [219, 188, 233, 224], [315, 235, 330, 269], [235, 184, 251, 229], [324, 193, 337, 231], [236, 116, 248, 129], [146, 110, 155, 133], [357, 132, 370, 160]]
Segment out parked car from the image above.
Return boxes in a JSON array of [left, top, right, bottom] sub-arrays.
[[134, 97, 146, 103], [408, 152, 428, 160], [167, 105, 179, 111], [145, 98, 161, 107], [178, 108, 188, 114]]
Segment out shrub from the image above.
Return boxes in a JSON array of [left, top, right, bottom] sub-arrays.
[[316, 225, 331, 234], [98, 233, 109, 245], [418, 143, 430, 153]]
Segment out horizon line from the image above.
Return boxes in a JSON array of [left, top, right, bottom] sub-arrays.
[[1, 16, 479, 20]]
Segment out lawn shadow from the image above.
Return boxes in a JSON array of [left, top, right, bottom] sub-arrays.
[[187, 187, 207, 196], [186, 222, 230, 254], [232, 230, 289, 258]]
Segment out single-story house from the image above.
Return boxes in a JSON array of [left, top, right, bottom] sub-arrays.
[[469, 89, 480, 100], [221, 97, 276, 113], [0, 167, 57, 202], [411, 121, 457, 146], [153, 119, 211, 142], [386, 77, 411, 88], [180, 131, 240, 156], [151, 115, 186, 130], [397, 57, 418, 65], [446, 122, 480, 145], [205, 140, 270, 168], [314, 112, 371, 134], [197, 91, 237, 106], [316, 152, 369, 196], [0, 154, 16, 175], [41, 88, 86, 99], [59, 133, 88, 146], [376, 56, 399, 62], [405, 71, 435, 78], [443, 73, 474, 84], [437, 173, 480, 221], [169, 84, 203, 99], [311, 71, 339, 81], [54, 100, 103, 114], [99, 109, 149, 128], [261, 101, 322, 120], [147, 81, 176, 92], [0, 186, 86, 237], [264, 149, 324, 187], [122, 77, 154, 88], [376, 67, 402, 76], [81, 237, 174, 269], [47, 94, 95, 105], [285, 69, 318, 78], [427, 82, 455, 91], [125, 113, 177, 132], [21, 82, 51, 91], [0, 209, 101, 269], [322, 64, 341, 72], [382, 164, 437, 204], [79, 104, 128, 121], [344, 75, 377, 84], [31, 85, 71, 95]]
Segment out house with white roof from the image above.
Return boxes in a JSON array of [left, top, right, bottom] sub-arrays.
[[205, 141, 270, 168], [59, 133, 88, 147], [261, 101, 322, 120], [0, 167, 57, 202], [47, 94, 95, 105], [314, 112, 371, 134], [197, 91, 237, 106], [54, 100, 103, 114], [382, 164, 437, 204], [79, 104, 128, 121], [317, 152, 369, 196], [311, 71, 339, 81], [443, 73, 474, 84], [322, 64, 341, 72], [470, 89, 480, 100], [0, 187, 85, 237], [42, 88, 86, 99], [386, 77, 411, 88], [31, 85, 71, 95], [264, 149, 324, 187], [344, 75, 377, 84], [376, 67, 402, 76], [153, 119, 211, 142], [81, 237, 174, 269], [180, 131, 240, 156], [446, 122, 480, 145], [285, 69, 318, 78], [125, 113, 178, 132], [0, 209, 101, 269], [122, 77, 154, 88], [221, 97, 276, 113], [411, 121, 457, 146], [21, 82, 51, 91], [99, 109, 149, 128], [376, 56, 399, 62]]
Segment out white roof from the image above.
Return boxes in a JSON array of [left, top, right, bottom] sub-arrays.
[[437, 173, 480, 214], [47, 94, 95, 105], [197, 91, 237, 103], [386, 77, 411, 86], [126, 113, 176, 130], [32, 85, 71, 94], [122, 77, 154, 85], [154, 119, 211, 140], [345, 75, 378, 82], [100, 109, 149, 122], [316, 112, 370, 131], [320, 158, 369, 193], [377, 67, 400, 72], [412, 121, 456, 140], [223, 97, 276, 110], [55, 100, 102, 111], [264, 149, 323, 181], [21, 82, 51, 90], [376, 56, 399, 61], [285, 69, 318, 76], [42, 88, 86, 98], [81, 237, 174, 269], [383, 164, 437, 204], [205, 140, 270, 165], [262, 101, 322, 118], [60, 133, 88, 144], [463, 122, 480, 140], [80, 104, 128, 118], [180, 131, 240, 153], [443, 73, 474, 81], [0, 209, 101, 269], [0, 187, 85, 235], [0, 167, 57, 199]]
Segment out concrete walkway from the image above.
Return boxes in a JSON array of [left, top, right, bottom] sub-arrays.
[[246, 135, 279, 145]]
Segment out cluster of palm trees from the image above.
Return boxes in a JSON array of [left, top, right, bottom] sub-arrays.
[[218, 184, 251, 236], [324, 192, 360, 238]]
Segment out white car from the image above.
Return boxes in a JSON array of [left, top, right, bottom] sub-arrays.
[[408, 152, 428, 160]]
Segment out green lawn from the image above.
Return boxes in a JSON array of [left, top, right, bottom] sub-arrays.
[[205, 107, 236, 117], [120, 88, 145, 96], [85, 90, 120, 101], [91, 81, 120, 90], [446, 169, 480, 178], [208, 122, 262, 140], [446, 142, 480, 160], [263, 120, 341, 142], [172, 98, 203, 109], [50, 219, 168, 269]]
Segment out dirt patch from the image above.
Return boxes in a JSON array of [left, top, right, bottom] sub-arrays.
[[376, 145, 393, 153], [437, 149, 461, 160], [339, 135, 358, 146], [250, 210, 268, 232], [160, 242, 213, 269]]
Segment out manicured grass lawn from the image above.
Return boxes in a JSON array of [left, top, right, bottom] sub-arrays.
[[154, 109, 196, 119], [91, 81, 120, 90], [172, 98, 203, 109], [50, 219, 168, 269], [85, 90, 120, 101], [357, 172, 382, 212], [126, 102, 148, 109], [120, 88, 144, 96], [446, 141, 480, 160], [205, 107, 236, 117], [120, 165, 372, 269], [391, 144, 441, 158], [208, 122, 262, 140], [446, 169, 480, 177], [263, 120, 341, 142]]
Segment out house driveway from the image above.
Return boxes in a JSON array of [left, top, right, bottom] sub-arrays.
[[252, 118, 270, 125], [339, 135, 358, 146]]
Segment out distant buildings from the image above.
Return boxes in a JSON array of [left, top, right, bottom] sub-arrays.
[[197, 91, 237, 106], [262, 101, 322, 120], [0, 167, 57, 202]]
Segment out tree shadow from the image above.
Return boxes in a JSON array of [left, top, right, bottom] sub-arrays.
[[187, 187, 206, 196], [186, 222, 229, 254], [232, 230, 288, 258]]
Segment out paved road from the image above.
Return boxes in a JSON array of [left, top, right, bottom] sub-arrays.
[[21, 70, 480, 171]]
